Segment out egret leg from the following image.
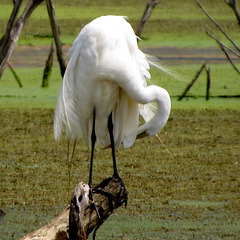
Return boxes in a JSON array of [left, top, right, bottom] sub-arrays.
[[89, 108, 96, 189], [107, 112, 119, 178], [89, 108, 100, 218], [107, 112, 128, 206]]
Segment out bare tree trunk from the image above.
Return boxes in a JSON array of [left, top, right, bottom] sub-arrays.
[[45, 0, 66, 77], [0, 0, 23, 46], [136, 0, 159, 38], [0, 0, 43, 79]]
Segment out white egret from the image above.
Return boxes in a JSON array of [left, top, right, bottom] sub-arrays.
[[54, 15, 171, 193]]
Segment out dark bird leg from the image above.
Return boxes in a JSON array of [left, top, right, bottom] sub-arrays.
[[107, 112, 128, 205], [107, 112, 119, 178], [89, 108, 100, 218], [88, 112, 128, 238], [89, 111, 127, 223], [89, 108, 96, 190]]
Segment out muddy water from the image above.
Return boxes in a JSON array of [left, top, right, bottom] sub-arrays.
[[8, 46, 239, 68], [143, 46, 240, 65]]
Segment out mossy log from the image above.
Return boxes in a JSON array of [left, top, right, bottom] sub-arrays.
[[20, 177, 128, 240]]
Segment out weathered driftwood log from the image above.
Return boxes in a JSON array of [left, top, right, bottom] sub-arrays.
[[20, 177, 128, 240]]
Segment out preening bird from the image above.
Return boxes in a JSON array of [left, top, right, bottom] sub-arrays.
[[54, 15, 171, 190]]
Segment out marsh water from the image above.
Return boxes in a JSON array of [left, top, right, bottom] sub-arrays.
[[8, 46, 240, 68]]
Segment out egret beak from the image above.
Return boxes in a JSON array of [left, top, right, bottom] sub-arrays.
[[136, 130, 149, 139], [103, 144, 111, 150], [103, 131, 149, 150]]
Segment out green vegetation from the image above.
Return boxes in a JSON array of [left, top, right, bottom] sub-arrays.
[[0, 0, 239, 109], [0, 108, 239, 239], [0, 0, 239, 46], [0, 67, 60, 108], [1, 63, 239, 109], [0, 0, 239, 239]]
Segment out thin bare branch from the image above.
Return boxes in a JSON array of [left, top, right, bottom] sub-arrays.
[[205, 31, 240, 57], [217, 41, 240, 74], [225, 0, 240, 25], [195, 0, 240, 52], [178, 62, 207, 101], [8, 61, 23, 87]]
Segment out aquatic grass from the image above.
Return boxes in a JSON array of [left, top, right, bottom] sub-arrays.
[[1, 63, 239, 109], [0, 108, 239, 239]]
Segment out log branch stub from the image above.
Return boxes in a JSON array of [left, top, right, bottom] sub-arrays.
[[69, 182, 90, 240]]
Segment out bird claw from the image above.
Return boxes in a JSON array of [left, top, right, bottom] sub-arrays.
[[112, 174, 128, 207], [89, 188, 101, 219], [92, 175, 128, 211]]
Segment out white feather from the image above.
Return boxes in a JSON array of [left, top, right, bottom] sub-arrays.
[[54, 15, 171, 149]]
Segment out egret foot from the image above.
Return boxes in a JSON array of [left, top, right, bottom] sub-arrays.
[[113, 174, 128, 207], [89, 187, 101, 219], [93, 176, 128, 210]]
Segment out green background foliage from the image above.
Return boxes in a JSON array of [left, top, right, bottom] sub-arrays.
[[0, 0, 239, 239]]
